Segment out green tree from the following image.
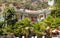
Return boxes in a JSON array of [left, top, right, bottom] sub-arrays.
[[32, 22, 40, 38], [53, 0, 60, 10], [0, 21, 4, 35], [42, 16, 60, 30], [3, 7, 18, 26], [31, 21, 46, 38], [39, 16, 60, 38], [15, 18, 31, 38], [0, 21, 4, 28], [51, 0, 60, 18], [1, 0, 48, 10], [51, 10, 60, 18]]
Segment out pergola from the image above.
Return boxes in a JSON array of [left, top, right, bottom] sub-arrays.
[[15, 7, 51, 20], [15, 8, 51, 14]]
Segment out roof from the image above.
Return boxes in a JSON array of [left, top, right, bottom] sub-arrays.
[[15, 8, 51, 14]]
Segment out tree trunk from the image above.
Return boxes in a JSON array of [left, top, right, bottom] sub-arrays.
[[50, 29, 52, 38], [26, 33, 28, 38], [35, 33, 38, 38]]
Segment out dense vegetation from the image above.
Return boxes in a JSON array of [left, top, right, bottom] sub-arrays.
[[0, 0, 60, 38], [0, 0, 48, 10]]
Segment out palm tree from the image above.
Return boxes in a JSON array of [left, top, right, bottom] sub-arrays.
[[21, 18, 31, 38], [15, 18, 31, 38], [32, 22, 40, 38], [13, 24, 22, 37], [31, 21, 46, 38], [40, 16, 60, 38]]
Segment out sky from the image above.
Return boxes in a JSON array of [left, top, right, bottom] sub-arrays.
[[48, 0, 54, 6]]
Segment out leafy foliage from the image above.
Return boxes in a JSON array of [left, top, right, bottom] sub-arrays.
[[1, 0, 48, 10], [0, 0, 60, 37], [51, 0, 60, 18], [14, 18, 31, 35], [40, 16, 60, 30], [0, 21, 4, 35], [53, 0, 60, 10], [0, 21, 4, 28], [51, 10, 60, 18], [3, 7, 18, 25]]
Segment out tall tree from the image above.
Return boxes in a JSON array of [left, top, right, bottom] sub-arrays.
[[3, 7, 18, 26], [51, 0, 60, 18], [53, 0, 60, 10]]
